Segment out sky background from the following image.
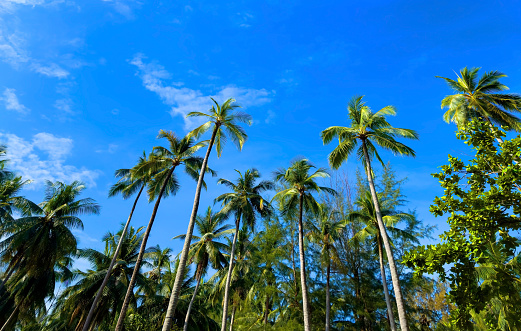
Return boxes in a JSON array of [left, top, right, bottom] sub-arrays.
[[1, 0, 521, 270]]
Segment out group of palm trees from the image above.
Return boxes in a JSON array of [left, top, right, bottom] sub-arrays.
[[1, 67, 521, 330]]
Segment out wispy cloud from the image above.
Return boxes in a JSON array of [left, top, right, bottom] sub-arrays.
[[0, 132, 100, 188], [130, 53, 273, 130], [32, 62, 70, 78], [100, 0, 141, 19], [96, 143, 118, 154], [237, 12, 254, 28], [2, 88, 29, 114]]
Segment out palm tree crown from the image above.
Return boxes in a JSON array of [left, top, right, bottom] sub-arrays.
[[187, 98, 252, 157], [321, 95, 418, 169], [437, 67, 521, 130]]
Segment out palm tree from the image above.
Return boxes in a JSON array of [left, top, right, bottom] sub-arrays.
[[349, 191, 418, 331], [306, 206, 346, 331], [173, 207, 231, 331], [51, 225, 147, 331], [272, 159, 336, 331], [437, 67, 521, 141], [215, 169, 273, 331], [0, 181, 100, 330], [145, 245, 172, 284], [162, 97, 252, 331], [115, 130, 209, 331], [321, 95, 418, 330], [82, 152, 154, 331]]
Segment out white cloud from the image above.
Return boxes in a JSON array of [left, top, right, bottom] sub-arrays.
[[32, 62, 69, 78], [2, 88, 29, 114], [129, 53, 273, 130], [96, 143, 118, 154], [265, 109, 276, 124], [54, 98, 74, 114], [0, 132, 99, 188], [100, 0, 140, 19]]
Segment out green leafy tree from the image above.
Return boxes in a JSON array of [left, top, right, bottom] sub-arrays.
[[0, 181, 100, 330], [404, 120, 521, 329], [437, 67, 521, 139], [173, 207, 231, 331], [115, 130, 208, 331], [163, 97, 252, 331], [349, 191, 417, 331], [215, 168, 273, 331], [321, 95, 418, 330], [272, 159, 336, 331]]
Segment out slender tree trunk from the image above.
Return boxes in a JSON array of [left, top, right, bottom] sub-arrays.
[[378, 234, 396, 331], [83, 184, 145, 331], [183, 271, 202, 331], [298, 194, 311, 331], [362, 141, 408, 331], [115, 166, 176, 331], [325, 262, 331, 331], [0, 259, 19, 292], [221, 216, 241, 331], [0, 305, 19, 331], [162, 126, 218, 331], [263, 293, 270, 324], [229, 306, 236, 331]]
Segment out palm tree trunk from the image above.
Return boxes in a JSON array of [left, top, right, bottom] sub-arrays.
[[229, 306, 236, 331], [83, 184, 145, 331], [378, 234, 396, 331], [263, 294, 270, 324], [362, 141, 408, 331], [183, 271, 202, 331], [298, 194, 311, 331], [0, 258, 20, 292], [325, 262, 331, 331], [0, 305, 19, 331], [221, 216, 241, 331], [162, 126, 218, 331], [115, 166, 176, 331]]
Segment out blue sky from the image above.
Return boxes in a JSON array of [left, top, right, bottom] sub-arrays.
[[1, 0, 521, 268]]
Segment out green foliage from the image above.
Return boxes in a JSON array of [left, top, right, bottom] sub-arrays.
[[404, 120, 521, 329]]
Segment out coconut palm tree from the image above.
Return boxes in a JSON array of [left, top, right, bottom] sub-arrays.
[[145, 245, 172, 284], [82, 152, 155, 331], [349, 191, 418, 331], [173, 207, 231, 331], [162, 97, 252, 331], [437, 67, 521, 140], [51, 225, 147, 331], [321, 95, 418, 330], [215, 169, 273, 331], [272, 159, 336, 331], [0, 181, 100, 330], [115, 130, 209, 331], [306, 206, 346, 331]]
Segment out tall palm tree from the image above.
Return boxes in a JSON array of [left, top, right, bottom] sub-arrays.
[[115, 130, 209, 331], [82, 152, 154, 331], [349, 191, 418, 331], [306, 206, 346, 331], [51, 225, 147, 331], [437, 67, 521, 141], [321, 95, 418, 330], [173, 207, 231, 331], [215, 169, 273, 331], [272, 159, 336, 331], [145, 245, 172, 284], [0, 181, 100, 330], [162, 97, 252, 331]]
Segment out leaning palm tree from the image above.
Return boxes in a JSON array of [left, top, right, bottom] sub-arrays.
[[272, 159, 336, 331], [306, 206, 346, 331], [52, 225, 147, 331], [162, 97, 252, 331], [0, 181, 100, 330], [173, 207, 231, 331], [115, 130, 209, 331], [349, 191, 418, 331], [321, 95, 418, 330], [437, 67, 521, 141], [82, 152, 154, 331], [215, 169, 273, 331]]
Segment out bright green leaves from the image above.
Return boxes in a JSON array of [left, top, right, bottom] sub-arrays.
[[404, 120, 521, 329]]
